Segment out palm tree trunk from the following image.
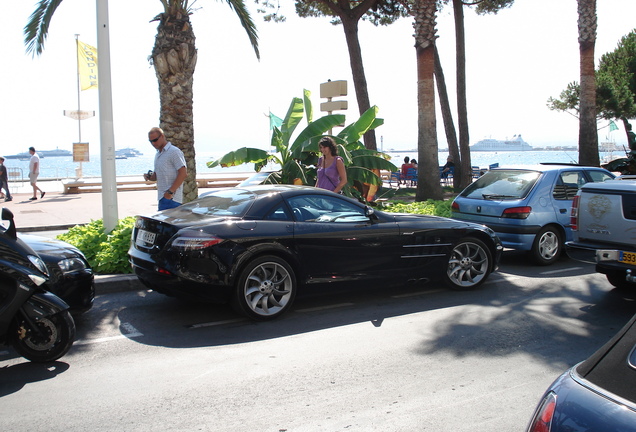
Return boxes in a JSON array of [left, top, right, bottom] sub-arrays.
[[151, 12, 199, 202], [453, 0, 472, 189], [341, 16, 378, 151], [577, 0, 600, 166], [434, 45, 460, 176], [414, 0, 443, 201]]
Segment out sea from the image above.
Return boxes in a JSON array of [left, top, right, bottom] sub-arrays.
[[2, 149, 615, 181]]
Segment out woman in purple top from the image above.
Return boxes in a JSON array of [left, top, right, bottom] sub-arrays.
[[315, 137, 347, 193]]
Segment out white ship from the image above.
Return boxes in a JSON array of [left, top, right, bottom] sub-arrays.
[[470, 135, 533, 151]]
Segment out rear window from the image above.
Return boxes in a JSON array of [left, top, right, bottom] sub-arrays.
[[180, 189, 256, 217], [459, 170, 540, 200]]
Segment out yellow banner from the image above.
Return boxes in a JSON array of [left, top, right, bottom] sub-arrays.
[[77, 40, 98, 91]]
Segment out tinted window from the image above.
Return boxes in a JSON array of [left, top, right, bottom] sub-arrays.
[[265, 204, 292, 221], [553, 171, 585, 200], [181, 189, 256, 217], [459, 170, 540, 200], [287, 195, 367, 222]]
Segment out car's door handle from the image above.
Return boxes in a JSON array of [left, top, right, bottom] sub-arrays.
[[560, 208, 567, 214]]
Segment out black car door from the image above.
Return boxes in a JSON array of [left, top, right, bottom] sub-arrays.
[[287, 194, 400, 284]]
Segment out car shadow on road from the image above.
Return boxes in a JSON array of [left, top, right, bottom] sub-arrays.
[[66, 254, 636, 373]]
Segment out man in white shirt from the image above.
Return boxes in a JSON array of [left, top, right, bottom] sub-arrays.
[[144, 127, 187, 211], [28, 147, 45, 201]]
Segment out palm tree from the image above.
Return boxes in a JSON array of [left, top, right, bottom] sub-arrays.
[[24, 0, 259, 203], [577, 0, 600, 166], [413, 0, 443, 201]]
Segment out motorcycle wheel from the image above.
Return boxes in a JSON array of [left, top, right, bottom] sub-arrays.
[[12, 311, 76, 362]]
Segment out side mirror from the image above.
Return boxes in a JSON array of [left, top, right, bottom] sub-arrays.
[[1, 207, 17, 239], [364, 206, 375, 218]]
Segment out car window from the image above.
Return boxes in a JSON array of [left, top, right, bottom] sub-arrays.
[[553, 171, 585, 200], [287, 195, 368, 222], [459, 170, 540, 200], [182, 189, 256, 217], [264, 204, 292, 221], [587, 170, 614, 183]]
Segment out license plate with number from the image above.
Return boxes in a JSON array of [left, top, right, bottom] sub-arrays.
[[136, 229, 156, 247], [619, 251, 636, 266]]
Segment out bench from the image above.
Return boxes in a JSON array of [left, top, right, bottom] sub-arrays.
[[62, 173, 252, 194], [63, 178, 157, 194]]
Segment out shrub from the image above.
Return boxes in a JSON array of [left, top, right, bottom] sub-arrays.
[[57, 217, 135, 274], [381, 199, 452, 218]]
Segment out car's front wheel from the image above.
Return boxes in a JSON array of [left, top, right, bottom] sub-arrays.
[[233, 255, 296, 320], [531, 226, 562, 265], [444, 238, 492, 290]]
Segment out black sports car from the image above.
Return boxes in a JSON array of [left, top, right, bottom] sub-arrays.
[[129, 185, 503, 320]]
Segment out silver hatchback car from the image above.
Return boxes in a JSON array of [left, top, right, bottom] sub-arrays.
[[451, 163, 614, 265]]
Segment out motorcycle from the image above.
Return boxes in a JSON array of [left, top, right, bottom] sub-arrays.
[[0, 208, 75, 362]]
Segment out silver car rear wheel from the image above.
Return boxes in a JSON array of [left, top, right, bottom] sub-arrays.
[[233, 255, 296, 321]]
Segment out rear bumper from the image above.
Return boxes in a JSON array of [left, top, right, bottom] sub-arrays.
[[566, 241, 636, 280]]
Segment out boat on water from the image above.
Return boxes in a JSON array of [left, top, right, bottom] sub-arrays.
[[4, 148, 72, 159], [115, 148, 143, 158], [470, 135, 533, 151]]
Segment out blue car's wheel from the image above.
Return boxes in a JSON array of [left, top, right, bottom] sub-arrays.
[[531, 226, 562, 265]]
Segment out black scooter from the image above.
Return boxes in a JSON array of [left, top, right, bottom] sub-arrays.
[[0, 208, 75, 362]]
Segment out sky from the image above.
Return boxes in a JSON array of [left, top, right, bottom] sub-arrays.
[[2, 0, 635, 159]]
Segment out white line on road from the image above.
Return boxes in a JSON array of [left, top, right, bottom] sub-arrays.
[[296, 302, 355, 313], [188, 318, 246, 329], [540, 266, 584, 275]]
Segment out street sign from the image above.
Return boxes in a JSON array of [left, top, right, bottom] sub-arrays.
[[64, 110, 95, 120], [73, 142, 90, 162]]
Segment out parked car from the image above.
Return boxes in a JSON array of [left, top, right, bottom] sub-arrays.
[[451, 163, 614, 265], [129, 185, 503, 320], [566, 175, 636, 289], [0, 209, 94, 314], [20, 234, 94, 314], [526, 313, 636, 432]]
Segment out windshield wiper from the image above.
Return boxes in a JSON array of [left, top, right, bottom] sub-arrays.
[[482, 194, 518, 200]]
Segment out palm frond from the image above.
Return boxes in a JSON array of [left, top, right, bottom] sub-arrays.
[[24, 0, 64, 57], [223, 0, 260, 59]]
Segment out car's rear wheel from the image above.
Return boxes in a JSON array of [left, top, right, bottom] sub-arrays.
[[531, 226, 562, 265], [444, 238, 492, 290], [233, 255, 296, 320]]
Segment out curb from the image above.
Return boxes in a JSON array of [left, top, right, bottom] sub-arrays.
[[94, 274, 144, 295]]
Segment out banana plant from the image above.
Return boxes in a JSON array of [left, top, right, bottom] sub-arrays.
[[207, 90, 396, 199]]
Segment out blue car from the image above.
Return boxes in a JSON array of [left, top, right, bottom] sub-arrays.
[[451, 164, 614, 265], [526, 313, 636, 432]]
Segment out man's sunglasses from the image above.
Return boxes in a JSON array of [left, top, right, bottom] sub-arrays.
[[149, 135, 162, 143]]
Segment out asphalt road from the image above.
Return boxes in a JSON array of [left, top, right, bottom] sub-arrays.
[[1, 255, 635, 432]]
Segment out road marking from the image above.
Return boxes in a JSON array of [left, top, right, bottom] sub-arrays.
[[540, 266, 584, 275], [188, 318, 245, 329], [296, 302, 355, 313], [74, 322, 143, 346]]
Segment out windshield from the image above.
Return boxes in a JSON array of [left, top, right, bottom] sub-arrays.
[[179, 189, 256, 217], [459, 170, 541, 200]]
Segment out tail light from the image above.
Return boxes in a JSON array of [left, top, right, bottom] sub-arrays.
[[170, 229, 223, 250], [526, 392, 556, 432], [571, 195, 580, 231], [451, 201, 460, 212], [502, 206, 532, 219]]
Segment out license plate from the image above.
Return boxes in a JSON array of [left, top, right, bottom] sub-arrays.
[[619, 251, 636, 266], [136, 229, 156, 247]]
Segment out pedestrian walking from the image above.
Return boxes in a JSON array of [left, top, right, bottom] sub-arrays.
[[144, 127, 187, 211], [0, 156, 12, 201], [28, 147, 44, 200]]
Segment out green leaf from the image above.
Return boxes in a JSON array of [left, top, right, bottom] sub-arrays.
[[281, 97, 304, 143], [290, 115, 346, 157], [206, 148, 270, 168], [352, 154, 397, 172], [346, 166, 383, 186], [338, 105, 380, 143], [304, 89, 313, 123]]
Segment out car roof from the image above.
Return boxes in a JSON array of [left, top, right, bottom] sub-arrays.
[[576, 313, 636, 403], [491, 163, 608, 172]]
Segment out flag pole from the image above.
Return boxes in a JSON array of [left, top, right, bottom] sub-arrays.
[[74, 34, 82, 143]]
